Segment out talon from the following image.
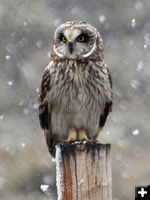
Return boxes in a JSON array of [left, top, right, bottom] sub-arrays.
[[78, 129, 89, 141], [65, 128, 77, 142]]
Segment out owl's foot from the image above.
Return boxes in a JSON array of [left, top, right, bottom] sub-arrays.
[[65, 128, 77, 142], [78, 129, 92, 141]]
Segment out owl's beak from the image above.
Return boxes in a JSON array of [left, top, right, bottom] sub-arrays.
[[68, 42, 73, 54]]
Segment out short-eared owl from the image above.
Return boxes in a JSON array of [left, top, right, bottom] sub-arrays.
[[39, 21, 113, 157]]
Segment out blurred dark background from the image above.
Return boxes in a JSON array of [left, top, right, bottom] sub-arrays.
[[0, 0, 150, 199]]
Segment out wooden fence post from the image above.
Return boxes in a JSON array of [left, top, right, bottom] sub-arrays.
[[56, 142, 112, 200]]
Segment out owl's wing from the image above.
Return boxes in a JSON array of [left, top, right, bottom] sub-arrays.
[[38, 62, 55, 156], [38, 66, 51, 129], [99, 66, 113, 128]]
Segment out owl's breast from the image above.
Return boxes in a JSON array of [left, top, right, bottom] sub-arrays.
[[50, 69, 88, 110], [71, 69, 90, 103], [49, 60, 107, 112]]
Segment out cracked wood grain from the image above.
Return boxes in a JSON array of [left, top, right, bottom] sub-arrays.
[[56, 142, 112, 200]]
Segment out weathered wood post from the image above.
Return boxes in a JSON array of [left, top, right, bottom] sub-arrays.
[[56, 142, 112, 200]]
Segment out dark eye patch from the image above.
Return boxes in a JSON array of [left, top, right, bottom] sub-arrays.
[[59, 33, 67, 42], [59, 33, 63, 40], [77, 33, 90, 43]]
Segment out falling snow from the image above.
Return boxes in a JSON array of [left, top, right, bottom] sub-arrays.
[[40, 184, 49, 192], [136, 61, 144, 71], [131, 18, 136, 27], [47, 51, 51, 58], [134, 1, 143, 10], [121, 172, 128, 179], [36, 88, 40, 93], [23, 108, 29, 115], [21, 143, 26, 147], [5, 55, 11, 60], [0, 115, 4, 120], [7, 81, 13, 86], [36, 40, 43, 48], [98, 15, 106, 23], [1, 1, 150, 200], [130, 79, 140, 89], [23, 21, 28, 27], [132, 129, 140, 136], [144, 34, 150, 47], [33, 103, 38, 109], [18, 100, 24, 106]]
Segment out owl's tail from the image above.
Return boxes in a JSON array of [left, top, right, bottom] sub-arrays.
[[44, 129, 57, 158]]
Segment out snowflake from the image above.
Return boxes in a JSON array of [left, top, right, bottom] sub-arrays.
[[132, 129, 140, 136], [98, 15, 106, 23], [131, 18, 136, 27]]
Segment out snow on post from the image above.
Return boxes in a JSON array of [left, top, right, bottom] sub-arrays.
[[55, 142, 112, 200]]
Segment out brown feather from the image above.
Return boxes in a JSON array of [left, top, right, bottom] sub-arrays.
[[38, 21, 113, 157]]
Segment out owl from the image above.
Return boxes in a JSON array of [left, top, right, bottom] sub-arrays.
[[38, 21, 113, 157]]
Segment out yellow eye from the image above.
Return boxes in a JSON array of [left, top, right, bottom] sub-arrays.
[[77, 35, 85, 42], [61, 36, 67, 43]]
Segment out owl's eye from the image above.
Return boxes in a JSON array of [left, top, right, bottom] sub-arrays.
[[77, 34, 89, 43], [60, 34, 67, 43], [77, 35, 85, 42]]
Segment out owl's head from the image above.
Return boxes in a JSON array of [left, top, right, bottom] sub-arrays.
[[53, 21, 103, 60]]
